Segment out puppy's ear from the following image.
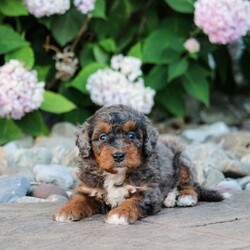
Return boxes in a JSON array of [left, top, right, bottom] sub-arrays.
[[76, 121, 92, 158], [143, 118, 159, 157]]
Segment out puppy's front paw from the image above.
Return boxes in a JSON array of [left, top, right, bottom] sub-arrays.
[[176, 195, 198, 207], [53, 206, 83, 222], [105, 213, 129, 225], [105, 205, 140, 225]]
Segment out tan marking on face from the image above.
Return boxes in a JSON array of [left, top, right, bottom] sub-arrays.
[[123, 144, 141, 171], [93, 145, 118, 174], [92, 122, 111, 139], [123, 120, 136, 132], [93, 142, 141, 174]]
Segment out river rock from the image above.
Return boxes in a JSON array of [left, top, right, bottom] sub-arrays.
[[245, 183, 250, 190], [237, 176, 250, 189], [211, 132, 250, 158], [219, 160, 250, 177], [46, 194, 68, 202], [182, 122, 230, 142], [3, 142, 18, 156], [16, 196, 48, 203], [51, 146, 78, 167], [51, 122, 78, 138], [12, 136, 34, 148], [1, 167, 35, 182], [241, 154, 250, 164], [185, 142, 231, 169], [33, 164, 75, 189], [16, 194, 68, 203], [31, 183, 69, 199], [0, 147, 7, 174], [212, 179, 242, 192], [7, 147, 52, 169], [0, 176, 30, 203], [34, 136, 75, 151], [204, 168, 225, 187]]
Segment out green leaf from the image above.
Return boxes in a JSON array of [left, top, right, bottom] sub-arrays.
[[5, 46, 34, 69], [70, 63, 108, 94], [63, 108, 91, 125], [182, 63, 210, 106], [15, 111, 48, 136], [128, 42, 143, 59], [164, 0, 195, 13], [158, 82, 185, 117], [92, 0, 106, 19], [40, 91, 76, 114], [167, 58, 188, 82], [51, 8, 85, 46], [145, 65, 168, 90], [160, 16, 192, 38], [33, 65, 50, 82], [79, 45, 95, 67], [0, 119, 23, 145], [143, 29, 180, 64], [99, 38, 117, 52], [0, 0, 28, 16], [93, 45, 109, 63], [0, 25, 29, 55]]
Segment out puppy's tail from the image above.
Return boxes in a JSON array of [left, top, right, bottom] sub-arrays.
[[196, 184, 224, 202]]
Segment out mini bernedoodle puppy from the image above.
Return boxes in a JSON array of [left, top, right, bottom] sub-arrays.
[[53, 105, 223, 225]]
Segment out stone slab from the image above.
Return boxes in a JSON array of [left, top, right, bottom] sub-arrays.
[[0, 191, 250, 250]]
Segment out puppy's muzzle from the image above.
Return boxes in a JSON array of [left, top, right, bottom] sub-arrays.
[[113, 151, 125, 163]]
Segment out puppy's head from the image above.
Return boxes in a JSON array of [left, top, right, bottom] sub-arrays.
[[76, 105, 158, 174]]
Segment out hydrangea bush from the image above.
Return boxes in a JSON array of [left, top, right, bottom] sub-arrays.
[[0, 0, 250, 144]]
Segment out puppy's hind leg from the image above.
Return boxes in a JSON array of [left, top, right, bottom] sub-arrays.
[[176, 165, 199, 207], [53, 193, 101, 222], [175, 155, 224, 206]]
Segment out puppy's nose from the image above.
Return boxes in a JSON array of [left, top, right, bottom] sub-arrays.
[[113, 152, 125, 163]]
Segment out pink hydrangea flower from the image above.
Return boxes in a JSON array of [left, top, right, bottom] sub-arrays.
[[74, 0, 96, 14], [194, 0, 250, 44], [24, 0, 70, 18], [184, 38, 200, 53], [0, 60, 45, 120]]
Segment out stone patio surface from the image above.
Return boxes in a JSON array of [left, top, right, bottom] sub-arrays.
[[1, 191, 250, 250]]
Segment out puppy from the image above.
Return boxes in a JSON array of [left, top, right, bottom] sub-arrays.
[[53, 105, 223, 225]]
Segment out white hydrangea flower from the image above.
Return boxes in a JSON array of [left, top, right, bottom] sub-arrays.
[[74, 0, 96, 15], [86, 55, 155, 114], [0, 60, 45, 120], [111, 54, 142, 82], [23, 0, 70, 18]]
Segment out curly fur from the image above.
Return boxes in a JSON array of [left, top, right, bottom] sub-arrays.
[[53, 105, 223, 224]]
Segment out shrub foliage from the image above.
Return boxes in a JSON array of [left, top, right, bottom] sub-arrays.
[[0, 0, 250, 144]]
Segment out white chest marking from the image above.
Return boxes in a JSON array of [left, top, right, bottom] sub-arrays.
[[104, 169, 129, 208]]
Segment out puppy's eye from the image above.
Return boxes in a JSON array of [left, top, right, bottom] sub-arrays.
[[100, 134, 109, 142], [128, 132, 136, 140]]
